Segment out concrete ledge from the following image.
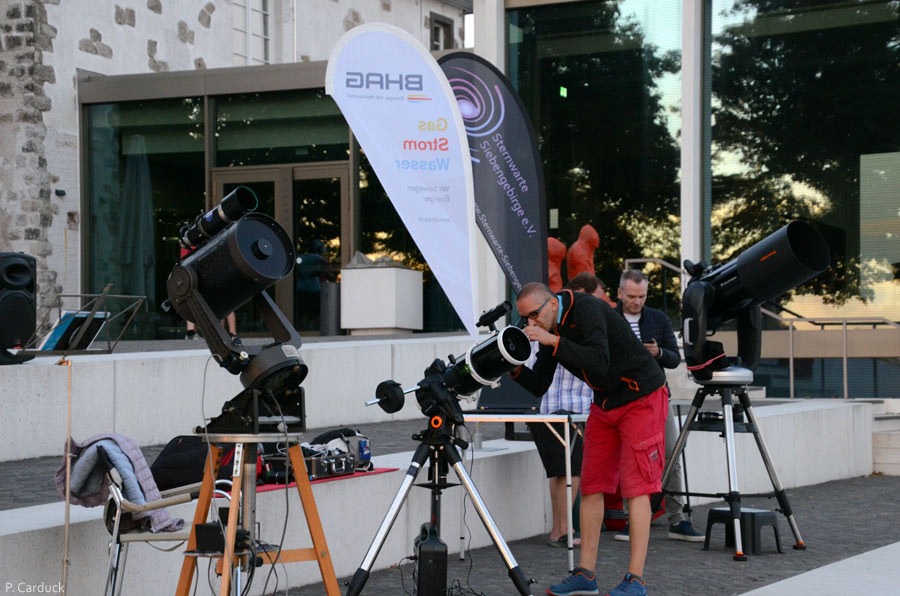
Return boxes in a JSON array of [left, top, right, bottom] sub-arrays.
[[0, 440, 549, 596], [2, 335, 476, 461], [672, 399, 872, 503], [0, 399, 873, 594]]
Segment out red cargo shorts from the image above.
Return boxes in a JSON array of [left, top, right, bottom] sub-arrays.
[[580, 385, 668, 499]]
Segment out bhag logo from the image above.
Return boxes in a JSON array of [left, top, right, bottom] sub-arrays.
[[346, 72, 423, 91]]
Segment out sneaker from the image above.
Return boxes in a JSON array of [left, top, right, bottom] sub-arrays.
[[613, 524, 630, 542], [546, 567, 599, 596], [668, 520, 704, 542], [185, 330, 197, 340], [604, 573, 647, 596]]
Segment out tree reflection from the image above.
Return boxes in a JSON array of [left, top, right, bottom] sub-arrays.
[[712, 0, 900, 304], [511, 1, 681, 310]]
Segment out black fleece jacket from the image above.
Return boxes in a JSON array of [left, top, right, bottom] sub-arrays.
[[512, 290, 666, 410], [614, 303, 681, 372]]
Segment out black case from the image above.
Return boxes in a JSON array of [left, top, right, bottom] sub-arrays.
[[306, 452, 356, 480]]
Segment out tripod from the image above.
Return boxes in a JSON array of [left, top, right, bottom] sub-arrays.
[[657, 366, 806, 560], [345, 413, 533, 596]]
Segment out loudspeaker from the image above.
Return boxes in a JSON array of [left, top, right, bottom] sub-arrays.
[[0, 253, 37, 363]]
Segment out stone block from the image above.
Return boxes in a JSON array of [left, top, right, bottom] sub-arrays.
[[89, 28, 102, 42], [78, 39, 97, 54], [198, 10, 210, 28], [148, 0, 162, 14]]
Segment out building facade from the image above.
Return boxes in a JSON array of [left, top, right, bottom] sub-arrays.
[[2, 0, 899, 395]]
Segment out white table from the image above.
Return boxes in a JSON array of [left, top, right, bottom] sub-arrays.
[[460, 413, 588, 572]]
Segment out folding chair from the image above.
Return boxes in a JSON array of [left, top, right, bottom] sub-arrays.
[[99, 445, 232, 596]]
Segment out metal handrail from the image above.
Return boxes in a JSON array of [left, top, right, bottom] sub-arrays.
[[624, 257, 683, 275], [625, 257, 900, 399], [760, 307, 900, 399]]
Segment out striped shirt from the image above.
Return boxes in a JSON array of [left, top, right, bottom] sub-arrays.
[[525, 342, 593, 414], [624, 312, 642, 340]]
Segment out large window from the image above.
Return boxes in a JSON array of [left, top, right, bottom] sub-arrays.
[[233, 0, 270, 66], [711, 0, 900, 319], [85, 98, 205, 339], [709, 0, 900, 397], [214, 89, 349, 167], [507, 0, 682, 314]]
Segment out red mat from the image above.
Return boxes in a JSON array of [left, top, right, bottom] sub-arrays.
[[256, 467, 399, 493]]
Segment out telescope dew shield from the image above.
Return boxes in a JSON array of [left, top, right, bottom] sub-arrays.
[[455, 325, 531, 394], [172, 213, 294, 321], [737, 221, 831, 302], [704, 221, 830, 328]]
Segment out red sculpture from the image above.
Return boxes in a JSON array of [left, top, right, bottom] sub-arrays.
[[547, 237, 567, 292], [566, 224, 599, 279]]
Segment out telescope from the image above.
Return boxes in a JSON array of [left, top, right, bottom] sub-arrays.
[[346, 301, 536, 596], [367, 301, 531, 424], [179, 186, 258, 249], [682, 220, 830, 380], [165, 189, 307, 433]]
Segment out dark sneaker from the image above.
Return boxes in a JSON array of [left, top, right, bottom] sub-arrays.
[[613, 524, 629, 542], [605, 573, 647, 596], [668, 520, 704, 542], [546, 567, 599, 596]]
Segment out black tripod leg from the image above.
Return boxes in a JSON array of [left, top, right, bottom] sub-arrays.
[[738, 391, 806, 550], [444, 445, 533, 596], [721, 388, 748, 561], [345, 443, 430, 596], [653, 388, 704, 512]]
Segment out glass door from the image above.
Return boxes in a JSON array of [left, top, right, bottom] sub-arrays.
[[212, 168, 289, 335], [212, 163, 351, 335], [292, 164, 351, 334]]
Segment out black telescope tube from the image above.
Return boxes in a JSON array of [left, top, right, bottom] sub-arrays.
[[700, 221, 830, 328], [180, 186, 258, 248]]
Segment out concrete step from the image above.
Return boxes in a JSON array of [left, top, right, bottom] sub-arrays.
[[873, 430, 900, 476], [874, 414, 900, 433]]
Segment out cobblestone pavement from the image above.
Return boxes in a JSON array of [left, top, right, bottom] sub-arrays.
[[281, 474, 900, 596]]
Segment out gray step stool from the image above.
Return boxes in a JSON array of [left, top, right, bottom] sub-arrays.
[[704, 507, 783, 555]]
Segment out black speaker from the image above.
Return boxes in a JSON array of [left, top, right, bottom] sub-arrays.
[[0, 253, 37, 360]]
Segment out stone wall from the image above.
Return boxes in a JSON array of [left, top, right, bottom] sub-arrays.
[[0, 0, 61, 316], [1, 0, 232, 326]]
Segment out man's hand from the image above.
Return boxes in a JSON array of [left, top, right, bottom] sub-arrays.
[[522, 325, 557, 347], [644, 338, 660, 358]]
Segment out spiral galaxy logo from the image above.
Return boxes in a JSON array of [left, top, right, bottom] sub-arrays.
[[444, 66, 506, 150]]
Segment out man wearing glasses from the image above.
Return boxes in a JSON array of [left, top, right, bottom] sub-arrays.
[[511, 282, 667, 596]]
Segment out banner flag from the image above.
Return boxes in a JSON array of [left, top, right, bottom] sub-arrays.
[[326, 24, 479, 336], [438, 52, 548, 294]]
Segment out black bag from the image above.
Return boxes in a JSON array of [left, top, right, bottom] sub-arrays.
[[150, 435, 231, 491]]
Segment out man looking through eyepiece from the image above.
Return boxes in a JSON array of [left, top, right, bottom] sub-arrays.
[[511, 282, 668, 596]]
